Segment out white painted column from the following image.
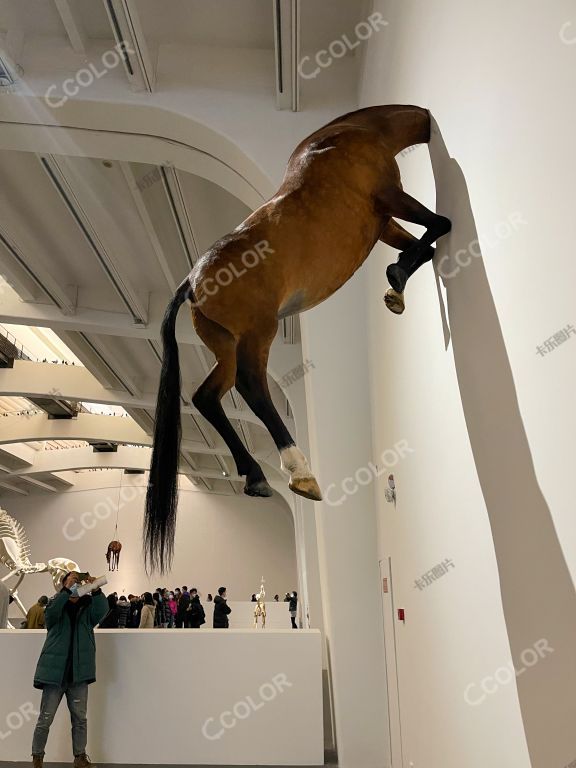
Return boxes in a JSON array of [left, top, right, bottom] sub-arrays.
[[300, 269, 390, 768], [270, 340, 325, 637]]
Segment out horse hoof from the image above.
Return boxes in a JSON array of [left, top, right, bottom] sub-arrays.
[[384, 289, 405, 315], [244, 480, 274, 498], [386, 263, 408, 293], [289, 476, 323, 501]]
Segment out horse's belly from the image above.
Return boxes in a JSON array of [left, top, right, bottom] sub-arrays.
[[277, 249, 372, 319]]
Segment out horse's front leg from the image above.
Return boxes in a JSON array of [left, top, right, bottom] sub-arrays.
[[379, 218, 435, 314], [377, 188, 451, 314]]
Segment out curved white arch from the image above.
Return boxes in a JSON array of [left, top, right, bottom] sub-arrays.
[[3, 444, 285, 482], [0, 98, 276, 209], [0, 361, 285, 427]]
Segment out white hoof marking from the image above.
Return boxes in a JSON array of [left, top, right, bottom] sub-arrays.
[[280, 445, 315, 481]]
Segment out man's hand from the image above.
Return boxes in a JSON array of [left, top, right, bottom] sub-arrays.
[[63, 572, 79, 589]]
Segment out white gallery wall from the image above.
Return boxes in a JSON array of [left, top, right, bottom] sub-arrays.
[[3, 472, 297, 607], [358, 1, 576, 767], [0, 629, 324, 765]]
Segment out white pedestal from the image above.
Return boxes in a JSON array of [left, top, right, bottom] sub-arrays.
[[0, 629, 324, 765], [216, 601, 297, 629]]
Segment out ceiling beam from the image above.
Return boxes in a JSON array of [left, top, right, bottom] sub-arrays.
[[0, 481, 28, 495], [0, 293, 200, 343], [20, 476, 58, 492], [0, 27, 24, 75], [39, 154, 149, 325], [59, 331, 142, 397], [161, 166, 201, 268], [0, 443, 34, 466], [54, 0, 88, 54], [273, 0, 300, 111], [118, 162, 177, 292], [0, 224, 77, 314], [102, 0, 155, 92]]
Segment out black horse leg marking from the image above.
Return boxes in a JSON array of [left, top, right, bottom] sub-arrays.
[[235, 330, 296, 453], [191, 312, 273, 498], [235, 322, 321, 502], [379, 188, 451, 293], [193, 367, 273, 498]]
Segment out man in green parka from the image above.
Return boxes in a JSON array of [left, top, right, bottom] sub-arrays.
[[30, 571, 107, 768]]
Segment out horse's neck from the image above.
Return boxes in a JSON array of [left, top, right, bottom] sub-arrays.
[[383, 108, 431, 154], [356, 105, 430, 154]]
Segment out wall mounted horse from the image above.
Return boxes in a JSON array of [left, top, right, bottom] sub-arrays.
[[144, 104, 451, 572]]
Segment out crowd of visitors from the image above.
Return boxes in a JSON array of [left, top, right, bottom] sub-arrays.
[[95, 586, 298, 629], [97, 586, 209, 629], [17, 586, 299, 631]]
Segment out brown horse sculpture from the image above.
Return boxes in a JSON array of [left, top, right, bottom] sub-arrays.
[[106, 540, 122, 571], [144, 104, 451, 571]]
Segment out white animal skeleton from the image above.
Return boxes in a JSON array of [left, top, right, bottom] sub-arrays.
[[0, 508, 79, 626]]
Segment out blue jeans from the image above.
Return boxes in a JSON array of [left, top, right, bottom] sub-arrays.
[[32, 683, 88, 757]]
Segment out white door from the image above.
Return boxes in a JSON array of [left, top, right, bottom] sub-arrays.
[[380, 557, 404, 767]]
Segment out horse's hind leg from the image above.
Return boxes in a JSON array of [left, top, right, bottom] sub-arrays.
[[191, 309, 273, 497], [378, 187, 451, 312], [235, 324, 322, 502], [379, 218, 435, 314]]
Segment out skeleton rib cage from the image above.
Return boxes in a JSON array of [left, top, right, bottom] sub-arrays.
[[0, 508, 45, 573], [0, 508, 80, 625]]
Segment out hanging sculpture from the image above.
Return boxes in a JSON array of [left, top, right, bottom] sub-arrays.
[[0, 507, 79, 622], [105, 478, 123, 571], [105, 540, 122, 571], [144, 105, 452, 572], [253, 577, 266, 629]]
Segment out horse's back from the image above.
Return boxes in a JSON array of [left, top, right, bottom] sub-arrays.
[[291, 104, 430, 163]]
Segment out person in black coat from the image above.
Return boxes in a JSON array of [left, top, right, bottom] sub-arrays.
[[176, 587, 190, 628], [289, 591, 298, 629], [98, 594, 119, 628], [213, 587, 231, 628], [127, 594, 142, 628], [188, 590, 206, 629], [116, 596, 131, 628], [153, 592, 162, 627]]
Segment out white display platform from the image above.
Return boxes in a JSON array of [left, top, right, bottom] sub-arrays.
[[0, 629, 323, 765], [213, 601, 298, 629]]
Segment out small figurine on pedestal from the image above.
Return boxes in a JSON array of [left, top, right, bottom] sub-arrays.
[[253, 578, 266, 629]]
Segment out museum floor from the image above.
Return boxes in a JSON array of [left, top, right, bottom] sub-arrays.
[[1, 760, 337, 768]]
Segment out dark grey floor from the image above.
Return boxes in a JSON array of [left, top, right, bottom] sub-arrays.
[[1, 755, 338, 768], [1, 764, 338, 767]]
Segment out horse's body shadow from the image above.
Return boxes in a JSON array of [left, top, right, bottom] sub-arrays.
[[428, 126, 576, 768]]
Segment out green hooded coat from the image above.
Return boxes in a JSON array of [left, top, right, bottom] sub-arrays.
[[33, 588, 108, 689]]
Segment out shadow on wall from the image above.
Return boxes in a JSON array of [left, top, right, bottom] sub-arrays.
[[429, 123, 576, 768]]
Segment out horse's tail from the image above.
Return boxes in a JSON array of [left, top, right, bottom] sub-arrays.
[[144, 279, 190, 574]]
